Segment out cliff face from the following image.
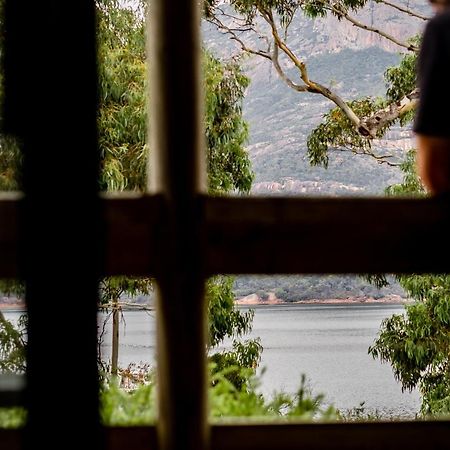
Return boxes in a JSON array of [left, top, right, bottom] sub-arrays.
[[307, 2, 429, 55]]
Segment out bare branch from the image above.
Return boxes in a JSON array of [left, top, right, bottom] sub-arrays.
[[98, 310, 113, 364], [261, 8, 363, 130], [206, 16, 272, 60], [215, 6, 255, 25], [334, 146, 401, 166], [376, 0, 430, 21], [271, 44, 309, 92]]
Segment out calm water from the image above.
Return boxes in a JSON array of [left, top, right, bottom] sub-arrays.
[[3, 303, 421, 417], [232, 304, 421, 417]]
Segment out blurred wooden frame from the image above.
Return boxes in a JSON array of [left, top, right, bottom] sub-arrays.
[[0, 1, 450, 450]]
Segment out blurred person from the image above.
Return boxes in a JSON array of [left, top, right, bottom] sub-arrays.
[[414, 0, 450, 195]]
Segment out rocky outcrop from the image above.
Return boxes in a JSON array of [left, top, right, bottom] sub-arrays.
[[308, 2, 429, 55]]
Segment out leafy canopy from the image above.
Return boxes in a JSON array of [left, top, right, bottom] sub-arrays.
[[0, 0, 257, 375]]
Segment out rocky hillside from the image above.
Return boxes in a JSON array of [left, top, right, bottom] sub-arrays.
[[204, 1, 431, 195]]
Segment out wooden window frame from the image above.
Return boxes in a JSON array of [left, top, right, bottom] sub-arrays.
[[1, 1, 450, 450]]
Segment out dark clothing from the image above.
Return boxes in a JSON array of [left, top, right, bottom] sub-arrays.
[[413, 10, 450, 137]]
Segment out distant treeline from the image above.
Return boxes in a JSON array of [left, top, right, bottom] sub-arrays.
[[233, 274, 405, 302]]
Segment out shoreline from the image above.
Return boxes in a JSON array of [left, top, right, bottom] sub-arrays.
[[1, 295, 412, 311], [0, 304, 26, 312], [234, 294, 412, 306]]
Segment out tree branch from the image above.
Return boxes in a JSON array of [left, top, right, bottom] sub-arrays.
[[261, 7, 363, 130], [206, 16, 272, 60], [359, 88, 419, 137], [335, 146, 401, 166], [271, 44, 309, 92], [207, 3, 420, 145], [325, 2, 420, 53], [376, 0, 430, 21]]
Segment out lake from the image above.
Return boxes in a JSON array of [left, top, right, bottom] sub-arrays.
[[3, 303, 421, 418]]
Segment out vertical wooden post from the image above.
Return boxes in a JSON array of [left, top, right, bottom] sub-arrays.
[[148, 1, 208, 450], [3, 2, 102, 449]]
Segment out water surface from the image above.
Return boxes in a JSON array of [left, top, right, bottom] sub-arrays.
[[2, 303, 421, 417]]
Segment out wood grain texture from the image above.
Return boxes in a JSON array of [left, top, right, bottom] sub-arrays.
[[2, 195, 450, 277]]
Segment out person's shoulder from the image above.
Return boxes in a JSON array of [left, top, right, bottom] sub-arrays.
[[427, 10, 450, 30]]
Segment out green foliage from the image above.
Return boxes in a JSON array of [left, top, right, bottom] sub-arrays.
[[369, 157, 450, 415], [339, 401, 384, 421], [0, 280, 25, 298], [204, 54, 254, 195], [385, 53, 417, 103], [0, 0, 22, 191], [262, 373, 338, 420], [234, 274, 404, 302], [96, 1, 255, 364], [209, 365, 270, 417], [207, 275, 263, 386], [384, 150, 424, 197], [364, 274, 390, 290], [0, 408, 26, 429], [209, 339, 262, 389], [204, 0, 369, 24], [99, 276, 153, 306], [307, 48, 419, 167], [307, 98, 381, 168], [0, 311, 26, 373], [98, 365, 338, 425], [369, 275, 450, 415], [98, 1, 254, 194], [302, 0, 368, 19], [0, 137, 21, 191], [205, 1, 302, 27], [0, 1, 256, 377], [207, 276, 254, 347], [100, 373, 157, 426], [384, 49, 418, 127], [97, 0, 148, 191]]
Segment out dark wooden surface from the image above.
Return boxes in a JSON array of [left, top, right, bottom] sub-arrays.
[[4, 421, 450, 450], [0, 193, 21, 278], [3, 1, 102, 449], [2, 195, 450, 278], [148, 0, 208, 449], [204, 195, 450, 274]]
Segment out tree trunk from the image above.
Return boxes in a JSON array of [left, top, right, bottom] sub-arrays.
[[111, 300, 119, 376]]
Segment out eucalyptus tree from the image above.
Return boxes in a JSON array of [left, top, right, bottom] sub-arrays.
[[204, 0, 427, 165], [1, 0, 258, 375], [368, 168, 450, 416], [97, 0, 258, 377]]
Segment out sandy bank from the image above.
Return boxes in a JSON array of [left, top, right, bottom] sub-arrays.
[[235, 293, 411, 306]]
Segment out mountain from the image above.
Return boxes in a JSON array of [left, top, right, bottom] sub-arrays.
[[203, 2, 432, 302]]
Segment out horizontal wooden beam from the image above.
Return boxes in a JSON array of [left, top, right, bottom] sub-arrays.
[[2, 421, 450, 450], [102, 194, 163, 276], [0, 193, 21, 279], [1, 194, 450, 277], [205, 196, 450, 274], [0, 375, 25, 407], [210, 421, 450, 450]]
